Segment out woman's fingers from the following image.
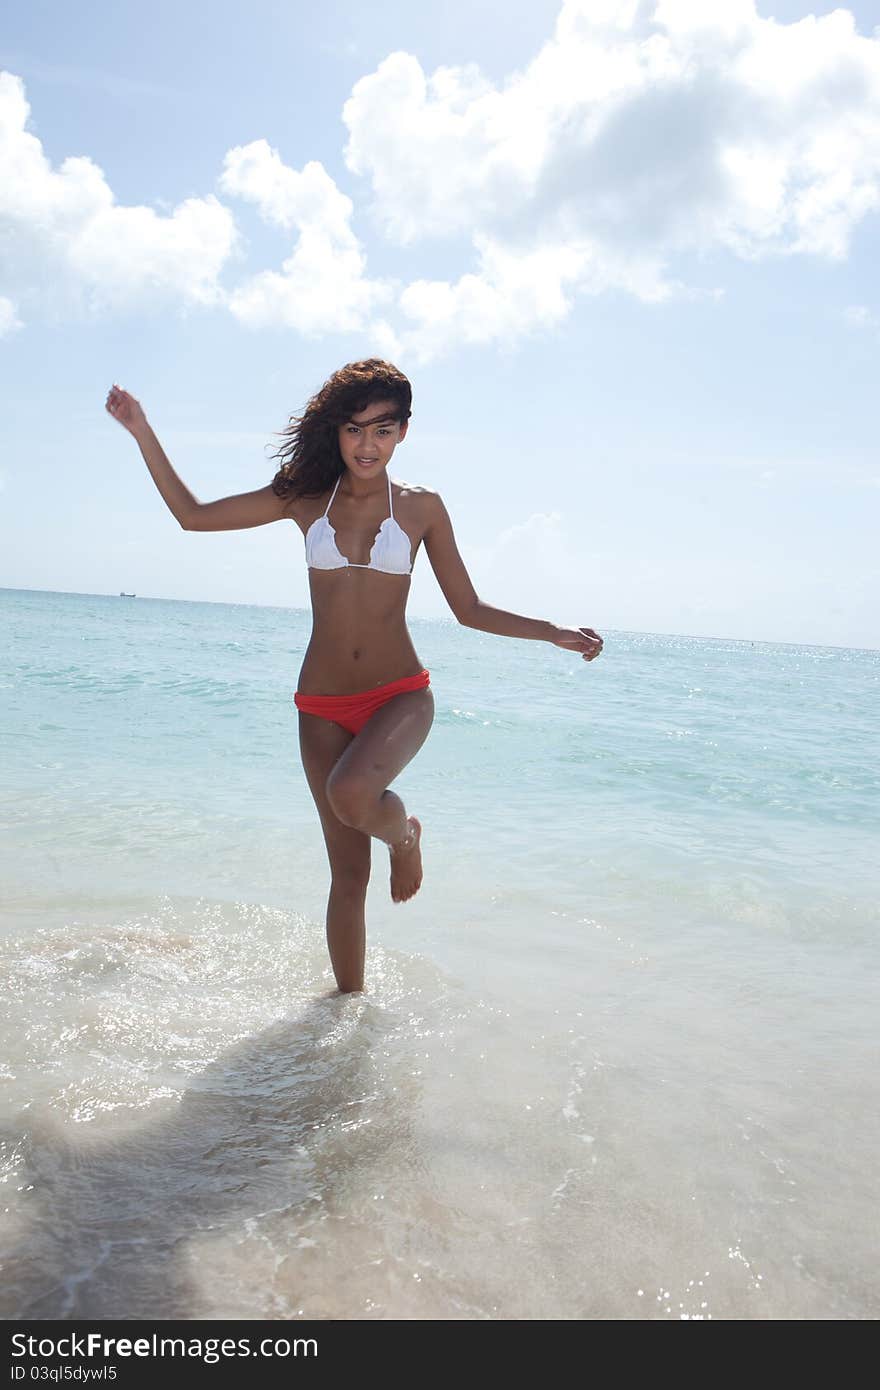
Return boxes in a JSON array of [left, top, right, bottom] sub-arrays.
[[105, 384, 146, 437], [106, 385, 129, 418], [105, 385, 132, 427], [554, 625, 603, 658]]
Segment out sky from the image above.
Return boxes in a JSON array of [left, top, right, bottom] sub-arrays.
[[1, 0, 878, 649]]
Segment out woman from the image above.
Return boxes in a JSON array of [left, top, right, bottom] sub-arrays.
[[105, 359, 603, 994]]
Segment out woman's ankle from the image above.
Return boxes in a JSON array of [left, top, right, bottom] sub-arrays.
[[389, 818, 416, 855]]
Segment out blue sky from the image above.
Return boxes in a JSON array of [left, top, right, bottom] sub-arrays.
[[1, 0, 878, 648]]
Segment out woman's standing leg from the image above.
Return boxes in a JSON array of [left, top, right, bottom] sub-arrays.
[[298, 711, 372, 993]]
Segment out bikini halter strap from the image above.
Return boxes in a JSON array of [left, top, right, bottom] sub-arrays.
[[324, 475, 342, 516], [324, 472, 393, 519]]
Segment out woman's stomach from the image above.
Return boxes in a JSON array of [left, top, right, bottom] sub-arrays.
[[297, 604, 424, 695]]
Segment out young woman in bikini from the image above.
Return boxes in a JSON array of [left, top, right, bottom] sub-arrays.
[[105, 359, 603, 995]]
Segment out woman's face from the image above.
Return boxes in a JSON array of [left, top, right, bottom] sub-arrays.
[[337, 399, 408, 479]]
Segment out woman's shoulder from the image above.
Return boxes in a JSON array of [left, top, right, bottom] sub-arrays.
[[391, 483, 447, 548], [392, 479, 440, 505], [392, 480, 442, 529], [281, 484, 334, 534]]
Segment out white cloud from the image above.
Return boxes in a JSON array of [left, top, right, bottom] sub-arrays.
[[468, 509, 597, 615], [395, 230, 720, 361], [397, 235, 591, 362], [217, 139, 394, 335], [844, 303, 879, 330], [342, 0, 880, 352], [2, 2, 879, 361], [0, 70, 238, 317], [0, 295, 23, 336]]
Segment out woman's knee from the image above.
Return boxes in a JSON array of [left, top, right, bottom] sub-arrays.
[[325, 769, 374, 828]]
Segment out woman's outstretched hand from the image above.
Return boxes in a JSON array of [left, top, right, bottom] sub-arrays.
[[105, 384, 148, 439], [551, 625, 604, 661]]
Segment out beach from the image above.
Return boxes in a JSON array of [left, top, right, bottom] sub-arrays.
[[1, 586, 878, 1319]]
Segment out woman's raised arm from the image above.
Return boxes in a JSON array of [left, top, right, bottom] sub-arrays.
[[105, 384, 292, 531]]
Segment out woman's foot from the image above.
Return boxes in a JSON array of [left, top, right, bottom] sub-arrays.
[[388, 816, 422, 904]]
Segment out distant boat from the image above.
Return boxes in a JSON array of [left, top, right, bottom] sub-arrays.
[[119, 591, 136, 597]]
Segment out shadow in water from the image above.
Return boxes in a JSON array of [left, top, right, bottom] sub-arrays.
[[1, 991, 424, 1319]]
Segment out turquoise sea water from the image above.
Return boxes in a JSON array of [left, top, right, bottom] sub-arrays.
[[1, 586, 878, 1319]]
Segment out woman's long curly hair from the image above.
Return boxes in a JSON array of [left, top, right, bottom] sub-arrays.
[[269, 359, 413, 501]]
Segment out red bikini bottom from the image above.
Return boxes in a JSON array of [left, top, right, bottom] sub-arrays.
[[294, 669, 431, 736]]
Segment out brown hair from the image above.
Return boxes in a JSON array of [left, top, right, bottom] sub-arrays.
[[269, 358, 413, 500]]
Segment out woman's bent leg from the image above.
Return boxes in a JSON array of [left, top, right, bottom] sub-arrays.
[[326, 686, 435, 905], [298, 710, 371, 993]]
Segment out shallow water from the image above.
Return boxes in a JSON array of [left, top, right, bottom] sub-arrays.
[[1, 588, 878, 1318]]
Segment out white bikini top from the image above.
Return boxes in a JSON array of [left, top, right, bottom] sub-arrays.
[[304, 472, 413, 576]]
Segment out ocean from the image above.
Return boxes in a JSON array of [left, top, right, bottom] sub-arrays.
[[1, 586, 877, 1319]]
